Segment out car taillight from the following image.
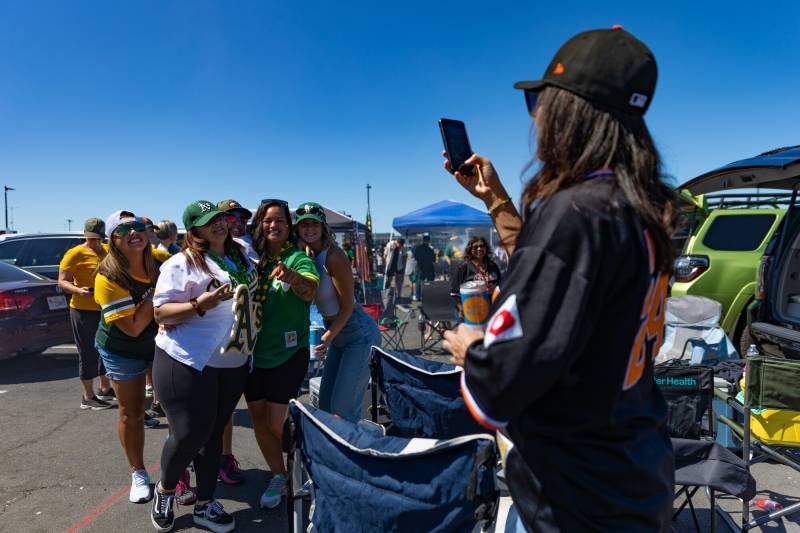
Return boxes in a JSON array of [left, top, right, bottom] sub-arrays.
[[0, 290, 35, 311], [757, 255, 772, 301], [674, 255, 710, 283]]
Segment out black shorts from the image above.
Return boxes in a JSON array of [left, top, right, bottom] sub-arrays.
[[244, 348, 310, 404]]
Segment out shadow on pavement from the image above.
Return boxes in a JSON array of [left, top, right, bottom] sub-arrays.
[[0, 349, 76, 386]]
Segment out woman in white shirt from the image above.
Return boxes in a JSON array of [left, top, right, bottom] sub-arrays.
[[149, 200, 258, 533]]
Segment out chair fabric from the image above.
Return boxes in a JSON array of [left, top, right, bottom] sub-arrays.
[[657, 296, 739, 365], [672, 438, 756, 500], [746, 356, 800, 410], [655, 364, 714, 439], [287, 400, 497, 533], [371, 347, 486, 439], [420, 280, 456, 321]]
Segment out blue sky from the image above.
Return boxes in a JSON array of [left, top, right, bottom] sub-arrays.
[[1, 1, 798, 234]]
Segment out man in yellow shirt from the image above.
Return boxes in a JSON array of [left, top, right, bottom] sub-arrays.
[[58, 217, 113, 410]]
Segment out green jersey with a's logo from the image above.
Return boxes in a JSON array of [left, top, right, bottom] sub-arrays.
[[253, 243, 320, 369]]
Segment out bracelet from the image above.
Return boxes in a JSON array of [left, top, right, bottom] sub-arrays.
[[488, 197, 511, 215], [189, 297, 206, 317]]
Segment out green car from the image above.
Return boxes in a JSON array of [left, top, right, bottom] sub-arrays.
[[671, 191, 787, 353]]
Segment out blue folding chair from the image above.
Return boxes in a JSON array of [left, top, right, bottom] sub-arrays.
[[369, 346, 486, 439], [285, 400, 498, 533]]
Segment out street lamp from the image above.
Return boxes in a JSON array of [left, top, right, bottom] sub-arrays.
[[4, 186, 14, 231]]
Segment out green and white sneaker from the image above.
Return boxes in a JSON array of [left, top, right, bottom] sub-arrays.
[[259, 473, 286, 509]]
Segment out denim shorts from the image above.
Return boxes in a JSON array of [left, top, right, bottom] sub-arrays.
[[95, 343, 151, 381]]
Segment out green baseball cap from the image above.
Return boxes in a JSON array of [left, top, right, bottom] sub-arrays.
[[84, 217, 106, 239], [183, 200, 222, 230], [294, 202, 327, 224]]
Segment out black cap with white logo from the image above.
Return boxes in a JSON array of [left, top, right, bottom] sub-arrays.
[[514, 26, 657, 115]]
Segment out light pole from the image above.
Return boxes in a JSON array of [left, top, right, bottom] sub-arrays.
[[3, 186, 14, 231], [67, 219, 73, 231]]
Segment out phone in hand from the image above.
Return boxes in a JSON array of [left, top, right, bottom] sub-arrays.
[[439, 118, 475, 176]]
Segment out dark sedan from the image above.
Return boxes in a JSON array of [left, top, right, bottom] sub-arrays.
[[0, 261, 72, 360]]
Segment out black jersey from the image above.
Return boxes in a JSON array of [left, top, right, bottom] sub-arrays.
[[462, 176, 674, 531]]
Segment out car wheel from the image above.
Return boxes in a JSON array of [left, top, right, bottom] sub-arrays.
[[733, 313, 754, 357]]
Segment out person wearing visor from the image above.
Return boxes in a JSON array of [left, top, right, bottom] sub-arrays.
[[294, 202, 381, 422], [149, 200, 257, 533], [443, 27, 675, 531], [246, 199, 319, 510], [94, 210, 160, 505]]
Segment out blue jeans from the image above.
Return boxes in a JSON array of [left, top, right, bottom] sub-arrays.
[[95, 343, 151, 381], [414, 271, 434, 300], [319, 306, 381, 422]]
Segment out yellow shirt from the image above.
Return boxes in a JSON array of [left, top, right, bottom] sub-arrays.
[[151, 246, 171, 264], [59, 243, 109, 311], [94, 272, 151, 323]]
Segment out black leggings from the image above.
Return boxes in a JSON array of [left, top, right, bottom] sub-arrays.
[[152, 347, 248, 500]]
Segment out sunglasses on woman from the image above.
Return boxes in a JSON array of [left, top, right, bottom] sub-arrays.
[[114, 221, 147, 236], [295, 205, 325, 218], [524, 89, 539, 117], [261, 198, 288, 207]]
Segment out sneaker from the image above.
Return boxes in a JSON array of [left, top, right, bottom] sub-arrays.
[[150, 487, 175, 532], [144, 413, 160, 429], [175, 469, 196, 506], [80, 396, 113, 411], [218, 454, 245, 485], [259, 473, 286, 509], [193, 500, 235, 533], [96, 388, 116, 401], [130, 469, 154, 503], [145, 384, 154, 398], [149, 401, 166, 418]]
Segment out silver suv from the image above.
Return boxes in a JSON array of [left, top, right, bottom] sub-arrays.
[[0, 233, 85, 280]]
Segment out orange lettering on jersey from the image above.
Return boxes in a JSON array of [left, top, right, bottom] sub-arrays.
[[623, 231, 668, 390]]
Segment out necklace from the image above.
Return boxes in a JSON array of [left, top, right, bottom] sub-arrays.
[[208, 249, 250, 287]]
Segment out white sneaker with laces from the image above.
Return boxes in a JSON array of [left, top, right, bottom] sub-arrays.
[[130, 469, 154, 503]]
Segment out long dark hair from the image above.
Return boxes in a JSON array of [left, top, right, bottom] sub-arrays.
[[522, 86, 677, 272], [464, 236, 490, 265], [182, 226, 243, 276], [251, 201, 295, 273]]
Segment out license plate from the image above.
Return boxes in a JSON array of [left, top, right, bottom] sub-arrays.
[[47, 295, 67, 311]]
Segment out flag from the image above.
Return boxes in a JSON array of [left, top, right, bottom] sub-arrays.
[[365, 210, 373, 233]]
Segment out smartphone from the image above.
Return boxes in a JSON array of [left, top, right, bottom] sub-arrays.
[[439, 118, 475, 176]]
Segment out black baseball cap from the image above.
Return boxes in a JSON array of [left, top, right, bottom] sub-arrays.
[[514, 26, 657, 115]]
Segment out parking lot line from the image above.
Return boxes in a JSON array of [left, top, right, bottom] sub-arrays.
[[66, 459, 160, 533]]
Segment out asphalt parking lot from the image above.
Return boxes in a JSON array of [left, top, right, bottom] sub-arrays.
[[1, 315, 800, 532]]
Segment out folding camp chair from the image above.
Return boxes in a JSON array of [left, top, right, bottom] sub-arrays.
[[284, 400, 498, 533], [716, 356, 800, 531], [657, 296, 740, 365], [369, 346, 485, 439], [419, 280, 456, 353], [655, 363, 755, 532]]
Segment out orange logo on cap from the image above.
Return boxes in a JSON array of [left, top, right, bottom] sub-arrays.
[[553, 63, 565, 75]]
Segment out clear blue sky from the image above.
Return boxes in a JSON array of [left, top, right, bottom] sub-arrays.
[[1, 1, 798, 234]]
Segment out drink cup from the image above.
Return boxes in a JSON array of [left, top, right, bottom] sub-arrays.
[[460, 280, 490, 328]]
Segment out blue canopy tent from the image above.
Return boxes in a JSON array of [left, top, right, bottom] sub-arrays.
[[392, 200, 492, 234]]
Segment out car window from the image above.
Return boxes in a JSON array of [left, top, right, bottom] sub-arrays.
[[702, 214, 777, 251], [0, 261, 41, 282], [0, 240, 27, 265], [17, 238, 82, 267]]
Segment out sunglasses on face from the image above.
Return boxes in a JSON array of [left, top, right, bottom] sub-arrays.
[[114, 221, 147, 236], [524, 89, 539, 117], [473, 244, 487, 250]]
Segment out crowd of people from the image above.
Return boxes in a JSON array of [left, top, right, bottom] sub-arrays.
[[55, 25, 681, 533], [58, 199, 379, 532]]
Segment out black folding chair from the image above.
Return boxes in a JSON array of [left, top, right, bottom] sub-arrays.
[[656, 362, 755, 532], [418, 280, 456, 353]]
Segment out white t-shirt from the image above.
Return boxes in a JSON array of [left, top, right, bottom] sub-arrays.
[[154, 243, 259, 370]]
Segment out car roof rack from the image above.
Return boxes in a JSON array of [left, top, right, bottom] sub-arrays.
[[705, 192, 795, 210]]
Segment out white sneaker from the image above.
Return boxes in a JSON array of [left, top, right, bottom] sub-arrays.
[[130, 469, 154, 503], [259, 473, 287, 509]]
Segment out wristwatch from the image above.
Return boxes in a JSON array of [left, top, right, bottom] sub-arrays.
[[189, 297, 206, 317]]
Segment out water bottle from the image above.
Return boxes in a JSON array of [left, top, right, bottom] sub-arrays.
[[309, 321, 322, 361], [745, 344, 759, 358], [755, 498, 783, 512]]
